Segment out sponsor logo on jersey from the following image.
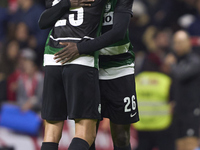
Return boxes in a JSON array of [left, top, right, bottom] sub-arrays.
[[105, 2, 111, 12], [103, 12, 114, 26]]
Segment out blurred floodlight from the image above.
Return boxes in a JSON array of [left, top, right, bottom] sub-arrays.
[[21, 48, 36, 61], [178, 14, 195, 28], [132, 0, 147, 16]]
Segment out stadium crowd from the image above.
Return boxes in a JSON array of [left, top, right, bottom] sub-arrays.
[[0, 0, 200, 150]]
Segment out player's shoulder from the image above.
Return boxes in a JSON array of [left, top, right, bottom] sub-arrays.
[[116, 0, 134, 5], [114, 0, 134, 15]]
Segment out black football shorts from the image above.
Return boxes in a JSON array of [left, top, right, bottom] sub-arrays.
[[174, 113, 200, 138], [99, 74, 139, 124], [42, 65, 101, 121]]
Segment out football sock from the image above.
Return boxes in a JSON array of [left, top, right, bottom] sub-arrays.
[[89, 142, 95, 150], [114, 144, 131, 150], [68, 138, 90, 150], [41, 142, 58, 150]]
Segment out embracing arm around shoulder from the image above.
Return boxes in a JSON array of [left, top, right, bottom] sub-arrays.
[[77, 0, 134, 54], [38, 0, 71, 29]]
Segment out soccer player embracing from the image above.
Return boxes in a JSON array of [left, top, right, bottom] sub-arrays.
[[54, 0, 139, 149], [39, 0, 106, 149]]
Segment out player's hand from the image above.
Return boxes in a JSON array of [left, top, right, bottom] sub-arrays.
[[164, 53, 177, 66], [70, 0, 95, 7], [54, 42, 80, 65]]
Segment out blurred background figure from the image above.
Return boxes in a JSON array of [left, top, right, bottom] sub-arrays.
[[0, 40, 20, 102], [187, 0, 200, 37], [0, 7, 9, 50], [135, 28, 172, 74], [14, 22, 37, 50], [134, 43, 175, 150], [129, 0, 149, 53], [164, 30, 200, 150], [140, 0, 172, 27], [16, 48, 43, 112], [187, 0, 200, 55], [8, 0, 48, 66], [9, 0, 46, 48]]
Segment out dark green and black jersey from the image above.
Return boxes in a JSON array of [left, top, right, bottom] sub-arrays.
[[44, 0, 106, 68], [99, 0, 135, 79], [100, 0, 134, 67]]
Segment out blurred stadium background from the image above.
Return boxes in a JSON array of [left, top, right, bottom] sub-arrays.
[[0, 0, 200, 150]]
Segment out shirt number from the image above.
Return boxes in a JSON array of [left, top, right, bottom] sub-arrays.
[[124, 95, 136, 112], [69, 7, 84, 26]]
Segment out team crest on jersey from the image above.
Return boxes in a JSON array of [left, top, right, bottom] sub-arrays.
[[105, 2, 111, 13]]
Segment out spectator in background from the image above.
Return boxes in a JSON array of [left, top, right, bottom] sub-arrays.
[[0, 7, 9, 49], [17, 49, 43, 112], [0, 53, 7, 102], [9, 0, 47, 52], [187, 0, 200, 36], [133, 29, 175, 150], [129, 0, 149, 53], [8, 0, 18, 13], [0, 77, 6, 104], [0, 40, 20, 78], [187, 0, 200, 54], [145, 28, 171, 55], [15, 22, 37, 49], [169, 0, 197, 31], [0, 40, 21, 102], [136, 28, 172, 74], [140, 0, 172, 27], [134, 57, 175, 150], [165, 30, 200, 150]]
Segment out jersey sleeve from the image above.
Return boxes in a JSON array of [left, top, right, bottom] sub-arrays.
[[77, 12, 131, 54], [38, 0, 71, 29], [114, 0, 134, 16]]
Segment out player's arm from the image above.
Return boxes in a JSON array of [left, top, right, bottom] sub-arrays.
[[78, 13, 131, 54], [171, 56, 200, 81], [38, 0, 71, 29], [38, 0, 94, 29], [77, 0, 134, 54]]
